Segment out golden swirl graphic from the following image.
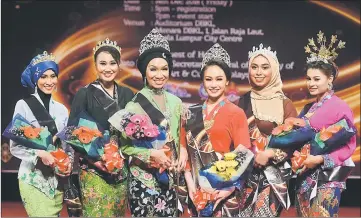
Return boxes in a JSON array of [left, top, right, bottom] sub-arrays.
[[52, 3, 360, 163]]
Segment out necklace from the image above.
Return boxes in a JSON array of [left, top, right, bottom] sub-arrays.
[[146, 86, 165, 95], [202, 98, 227, 130]]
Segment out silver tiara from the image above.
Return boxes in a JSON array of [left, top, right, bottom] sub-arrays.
[[248, 43, 278, 63], [201, 43, 231, 70], [139, 28, 170, 55]]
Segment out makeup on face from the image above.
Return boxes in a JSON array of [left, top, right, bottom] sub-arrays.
[[146, 58, 169, 89]]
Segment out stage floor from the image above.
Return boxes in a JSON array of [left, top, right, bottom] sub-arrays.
[[1, 202, 360, 217]]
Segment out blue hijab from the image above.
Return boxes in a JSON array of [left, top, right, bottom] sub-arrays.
[[21, 52, 59, 90]]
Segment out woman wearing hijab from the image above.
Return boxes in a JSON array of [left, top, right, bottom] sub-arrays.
[[238, 44, 297, 217], [109, 28, 188, 217], [10, 51, 73, 216]]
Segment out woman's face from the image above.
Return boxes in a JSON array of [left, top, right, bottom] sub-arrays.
[[95, 51, 120, 83], [37, 70, 58, 94], [249, 55, 272, 89], [203, 65, 229, 100], [306, 68, 333, 96], [145, 58, 169, 89]]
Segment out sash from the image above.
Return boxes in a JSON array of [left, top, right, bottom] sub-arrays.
[[184, 104, 218, 187], [185, 104, 243, 217], [87, 83, 120, 118], [23, 95, 59, 177], [133, 93, 179, 186], [23, 95, 58, 137]]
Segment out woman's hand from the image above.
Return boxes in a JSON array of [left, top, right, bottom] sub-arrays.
[[299, 155, 324, 173], [254, 149, 274, 168], [184, 171, 196, 203], [37, 150, 55, 167], [213, 186, 235, 211], [56, 163, 72, 177], [150, 149, 172, 169]]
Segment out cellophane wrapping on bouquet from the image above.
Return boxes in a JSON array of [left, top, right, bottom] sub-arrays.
[[57, 111, 123, 173], [2, 113, 70, 175], [194, 148, 254, 216], [109, 102, 173, 185], [269, 117, 356, 174]]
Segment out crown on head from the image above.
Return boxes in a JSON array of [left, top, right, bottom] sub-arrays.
[[93, 38, 121, 55], [31, 51, 56, 66], [139, 28, 170, 55], [248, 43, 278, 62], [201, 43, 231, 70], [305, 30, 345, 64]]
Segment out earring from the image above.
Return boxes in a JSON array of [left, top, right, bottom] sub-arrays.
[[328, 83, 333, 90], [143, 77, 147, 87]]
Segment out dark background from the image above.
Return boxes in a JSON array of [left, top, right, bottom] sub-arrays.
[[1, 0, 360, 207]]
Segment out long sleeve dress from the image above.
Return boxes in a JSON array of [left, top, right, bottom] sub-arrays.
[[295, 91, 356, 217], [238, 91, 297, 217], [68, 80, 133, 217], [180, 98, 252, 217], [10, 93, 72, 216], [109, 86, 184, 217]]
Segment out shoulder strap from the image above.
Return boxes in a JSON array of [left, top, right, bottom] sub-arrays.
[[133, 93, 165, 126], [23, 96, 58, 136]]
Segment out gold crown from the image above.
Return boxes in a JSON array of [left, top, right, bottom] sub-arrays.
[[93, 38, 121, 55], [31, 51, 56, 66], [305, 30, 346, 64]]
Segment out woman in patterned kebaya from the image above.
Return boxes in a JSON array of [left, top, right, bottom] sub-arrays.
[[10, 52, 73, 216], [68, 38, 134, 217], [238, 44, 297, 217], [181, 43, 253, 217], [109, 28, 188, 217], [294, 31, 356, 217]]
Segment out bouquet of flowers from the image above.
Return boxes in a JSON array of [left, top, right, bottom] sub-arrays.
[[194, 149, 254, 216], [2, 114, 70, 175], [57, 111, 124, 173], [113, 109, 173, 184], [269, 117, 356, 174], [268, 117, 315, 151]]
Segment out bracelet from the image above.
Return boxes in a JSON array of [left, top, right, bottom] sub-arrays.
[[272, 148, 286, 163]]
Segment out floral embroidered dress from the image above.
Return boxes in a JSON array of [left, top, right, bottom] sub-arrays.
[[10, 93, 72, 216], [110, 87, 183, 217], [295, 91, 356, 217]]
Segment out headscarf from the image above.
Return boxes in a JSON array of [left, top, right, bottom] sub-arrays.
[[136, 47, 173, 78], [249, 53, 285, 124], [21, 52, 59, 90]]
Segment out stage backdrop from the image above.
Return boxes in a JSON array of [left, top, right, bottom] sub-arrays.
[[1, 1, 360, 177]]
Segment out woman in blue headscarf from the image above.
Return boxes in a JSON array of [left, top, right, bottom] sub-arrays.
[[10, 51, 73, 216]]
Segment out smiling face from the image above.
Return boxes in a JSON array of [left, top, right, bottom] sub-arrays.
[[95, 51, 120, 83], [37, 70, 58, 94], [145, 58, 169, 89], [249, 55, 272, 89], [306, 68, 333, 96], [203, 65, 229, 100]]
